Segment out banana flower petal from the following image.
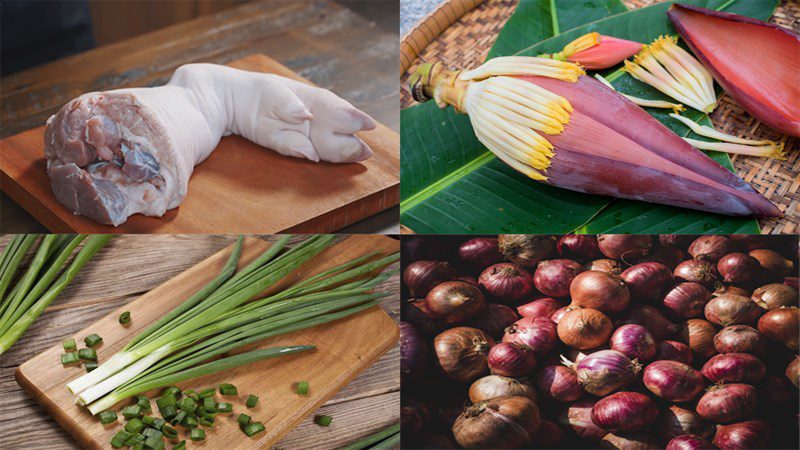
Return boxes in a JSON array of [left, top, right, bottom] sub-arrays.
[[668, 3, 800, 137], [542, 32, 644, 70]]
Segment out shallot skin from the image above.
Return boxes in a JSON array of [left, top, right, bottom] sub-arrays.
[[666, 434, 713, 450], [557, 235, 602, 261], [704, 294, 762, 327], [597, 235, 653, 260], [662, 282, 711, 319], [478, 262, 535, 304], [712, 420, 771, 450], [574, 349, 640, 396], [621, 262, 673, 302], [570, 270, 630, 314], [757, 307, 799, 351], [701, 353, 766, 383], [452, 396, 540, 449], [713, 325, 766, 355], [561, 399, 608, 442], [488, 342, 537, 377], [696, 383, 757, 423], [591, 391, 658, 432], [404, 261, 456, 297], [643, 360, 704, 402], [717, 252, 761, 284], [688, 235, 736, 263], [657, 405, 711, 440], [610, 324, 656, 363], [752, 283, 798, 310], [656, 340, 693, 364], [468, 375, 537, 403], [433, 327, 494, 382], [536, 365, 583, 402], [534, 259, 584, 298]]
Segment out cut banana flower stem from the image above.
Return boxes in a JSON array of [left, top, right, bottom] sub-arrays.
[[540, 32, 643, 70], [593, 74, 685, 113], [670, 113, 786, 160], [624, 35, 716, 113]]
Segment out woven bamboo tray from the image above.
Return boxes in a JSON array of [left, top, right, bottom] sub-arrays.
[[400, 0, 799, 234]]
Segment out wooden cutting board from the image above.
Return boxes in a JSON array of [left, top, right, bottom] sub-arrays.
[[0, 54, 399, 233], [15, 235, 399, 450]]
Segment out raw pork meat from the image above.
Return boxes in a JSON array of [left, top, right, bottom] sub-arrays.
[[44, 63, 376, 226]]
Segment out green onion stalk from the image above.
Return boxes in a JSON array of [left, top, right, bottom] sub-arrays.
[[0, 235, 112, 355], [65, 235, 398, 415]]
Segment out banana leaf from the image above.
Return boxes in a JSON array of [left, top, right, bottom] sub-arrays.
[[401, 0, 778, 234]]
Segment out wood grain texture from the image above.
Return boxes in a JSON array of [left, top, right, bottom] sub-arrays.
[[0, 53, 399, 234], [0, 234, 400, 450]]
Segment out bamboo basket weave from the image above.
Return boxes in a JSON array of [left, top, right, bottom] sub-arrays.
[[400, 0, 799, 234]]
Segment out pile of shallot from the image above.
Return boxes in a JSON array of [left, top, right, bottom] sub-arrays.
[[400, 234, 799, 449]]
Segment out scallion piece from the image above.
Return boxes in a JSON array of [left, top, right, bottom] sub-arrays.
[[119, 311, 131, 325], [160, 405, 177, 421], [142, 428, 163, 439], [170, 411, 187, 426], [198, 417, 214, 428], [99, 410, 118, 424], [84, 333, 103, 348], [198, 388, 216, 398], [122, 404, 143, 419], [85, 361, 98, 372], [296, 381, 309, 395], [133, 443, 145, 450], [162, 386, 181, 397], [136, 396, 152, 413], [152, 418, 167, 431], [189, 428, 205, 441], [246, 394, 258, 408], [156, 395, 176, 415], [216, 402, 233, 413], [162, 425, 178, 439], [111, 430, 132, 448], [237, 413, 251, 427], [125, 417, 145, 433], [124, 433, 144, 446], [183, 389, 198, 400], [178, 397, 196, 414], [181, 415, 198, 429], [61, 352, 79, 365], [142, 415, 156, 426], [218, 383, 238, 396], [202, 397, 216, 413], [143, 436, 164, 450], [243, 421, 265, 437], [172, 440, 186, 450], [314, 415, 333, 427], [77, 348, 97, 361], [63, 338, 76, 352]]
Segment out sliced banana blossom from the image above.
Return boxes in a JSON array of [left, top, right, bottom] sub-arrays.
[[668, 3, 800, 137], [624, 35, 716, 113], [408, 57, 781, 217], [541, 32, 643, 70], [594, 74, 685, 113], [671, 113, 786, 160]]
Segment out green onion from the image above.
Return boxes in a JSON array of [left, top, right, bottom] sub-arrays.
[[170, 411, 187, 426], [340, 423, 401, 450], [199, 417, 214, 428], [61, 353, 79, 365], [314, 415, 333, 427], [177, 397, 196, 414], [122, 404, 143, 419], [162, 425, 178, 439], [219, 383, 238, 396], [77, 348, 97, 361], [181, 415, 198, 429], [0, 235, 111, 355], [65, 236, 397, 416], [133, 443, 145, 450], [237, 413, 251, 427], [367, 431, 400, 450], [189, 428, 205, 441], [172, 440, 186, 450], [243, 422, 265, 437], [119, 311, 131, 325], [216, 402, 233, 413], [63, 338, 77, 352], [99, 410, 118, 424], [160, 405, 177, 421], [85, 361, 98, 372], [142, 428, 162, 439], [124, 433, 144, 446], [111, 430, 132, 448], [136, 396, 152, 413], [183, 389, 198, 400], [84, 333, 103, 348], [151, 418, 167, 431], [296, 381, 309, 395], [143, 436, 164, 450], [125, 417, 145, 433], [246, 394, 258, 408], [198, 388, 216, 398], [202, 397, 216, 413], [162, 386, 181, 397]]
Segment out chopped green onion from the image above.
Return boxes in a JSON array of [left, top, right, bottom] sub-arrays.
[[84, 333, 103, 348], [122, 404, 143, 419], [219, 383, 238, 396], [314, 415, 333, 427], [178, 397, 196, 414], [162, 386, 181, 397], [63, 338, 76, 352], [143, 436, 164, 450], [340, 423, 401, 450], [99, 410, 118, 424], [162, 425, 178, 439], [170, 411, 187, 426], [119, 311, 131, 325], [246, 394, 258, 408], [77, 348, 97, 361], [237, 413, 251, 427], [160, 405, 177, 421], [202, 397, 216, 413], [85, 361, 98, 372], [189, 428, 205, 441], [151, 418, 167, 431], [216, 402, 233, 413], [183, 389, 198, 400], [125, 417, 145, 433], [61, 352, 79, 365], [136, 396, 152, 413], [296, 381, 309, 395], [142, 415, 156, 426], [133, 444, 145, 450], [198, 388, 216, 398], [124, 433, 144, 446], [142, 428, 163, 439], [111, 430, 132, 448], [180, 415, 198, 429], [172, 440, 186, 450], [198, 417, 214, 428], [243, 421, 265, 437]]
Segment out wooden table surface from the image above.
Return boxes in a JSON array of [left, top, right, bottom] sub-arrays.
[[0, 0, 399, 234], [0, 234, 400, 450]]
